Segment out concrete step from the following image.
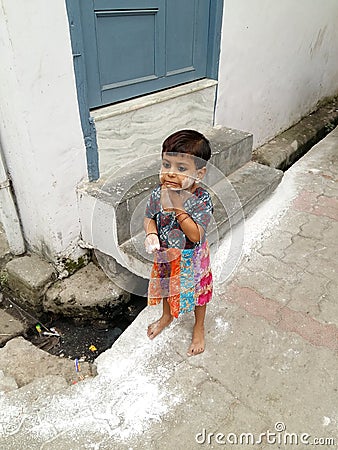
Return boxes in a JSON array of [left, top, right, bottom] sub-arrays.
[[78, 126, 253, 252], [78, 125, 282, 289], [118, 161, 283, 279], [208, 126, 253, 176], [117, 127, 252, 244], [0, 306, 27, 346]]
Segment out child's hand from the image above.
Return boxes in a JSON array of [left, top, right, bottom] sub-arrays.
[[145, 233, 160, 254], [161, 185, 192, 212]]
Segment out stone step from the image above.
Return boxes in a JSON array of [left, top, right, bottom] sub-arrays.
[[0, 337, 96, 388], [78, 126, 253, 251], [118, 161, 283, 279], [0, 306, 27, 346], [5, 255, 57, 312], [208, 126, 253, 176], [44, 262, 129, 319]]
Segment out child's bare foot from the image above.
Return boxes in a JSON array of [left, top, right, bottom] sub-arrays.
[[147, 315, 173, 339], [187, 325, 205, 356]]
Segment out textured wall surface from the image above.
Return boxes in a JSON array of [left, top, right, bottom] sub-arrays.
[[0, 0, 87, 260], [91, 80, 217, 175]]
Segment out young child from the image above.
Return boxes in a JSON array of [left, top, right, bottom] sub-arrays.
[[144, 129, 213, 356]]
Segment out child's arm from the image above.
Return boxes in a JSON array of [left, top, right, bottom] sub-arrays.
[[175, 212, 204, 243], [144, 217, 157, 235], [161, 188, 205, 243], [144, 217, 160, 253], [144, 186, 161, 253]]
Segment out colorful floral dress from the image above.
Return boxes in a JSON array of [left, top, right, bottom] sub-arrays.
[[145, 185, 213, 318]]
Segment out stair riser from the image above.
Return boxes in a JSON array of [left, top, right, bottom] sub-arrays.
[[95, 161, 283, 258], [209, 132, 253, 176], [114, 132, 253, 245]]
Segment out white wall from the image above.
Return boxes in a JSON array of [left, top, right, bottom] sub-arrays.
[[215, 0, 338, 148], [0, 0, 88, 263]]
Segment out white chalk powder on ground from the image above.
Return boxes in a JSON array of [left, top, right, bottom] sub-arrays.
[[0, 150, 321, 447], [0, 307, 183, 444]]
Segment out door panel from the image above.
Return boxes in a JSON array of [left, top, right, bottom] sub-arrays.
[[96, 10, 164, 88], [80, 0, 211, 108], [166, 0, 195, 74]]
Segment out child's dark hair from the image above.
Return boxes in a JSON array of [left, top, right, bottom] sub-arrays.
[[162, 129, 211, 169]]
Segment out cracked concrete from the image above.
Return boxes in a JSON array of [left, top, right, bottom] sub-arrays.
[[0, 127, 337, 449]]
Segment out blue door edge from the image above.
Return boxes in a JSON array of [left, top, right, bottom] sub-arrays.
[[65, 0, 100, 182], [207, 0, 224, 80]]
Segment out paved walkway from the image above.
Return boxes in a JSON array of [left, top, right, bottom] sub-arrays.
[[0, 128, 337, 449]]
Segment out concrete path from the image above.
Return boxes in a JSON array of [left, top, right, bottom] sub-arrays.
[[0, 128, 337, 449]]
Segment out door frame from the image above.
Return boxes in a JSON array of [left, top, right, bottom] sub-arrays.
[[66, 0, 99, 181], [207, 0, 224, 79], [65, 0, 224, 181]]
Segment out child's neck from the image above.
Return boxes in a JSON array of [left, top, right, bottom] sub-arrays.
[[189, 182, 199, 193]]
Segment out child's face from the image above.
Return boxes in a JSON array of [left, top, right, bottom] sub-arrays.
[[160, 153, 206, 191]]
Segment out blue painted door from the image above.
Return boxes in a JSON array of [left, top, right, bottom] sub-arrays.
[[79, 0, 211, 108]]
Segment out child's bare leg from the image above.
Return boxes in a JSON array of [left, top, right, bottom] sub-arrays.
[[187, 304, 206, 356], [147, 298, 173, 339]]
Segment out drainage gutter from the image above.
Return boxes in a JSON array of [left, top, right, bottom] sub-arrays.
[[253, 96, 338, 171]]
